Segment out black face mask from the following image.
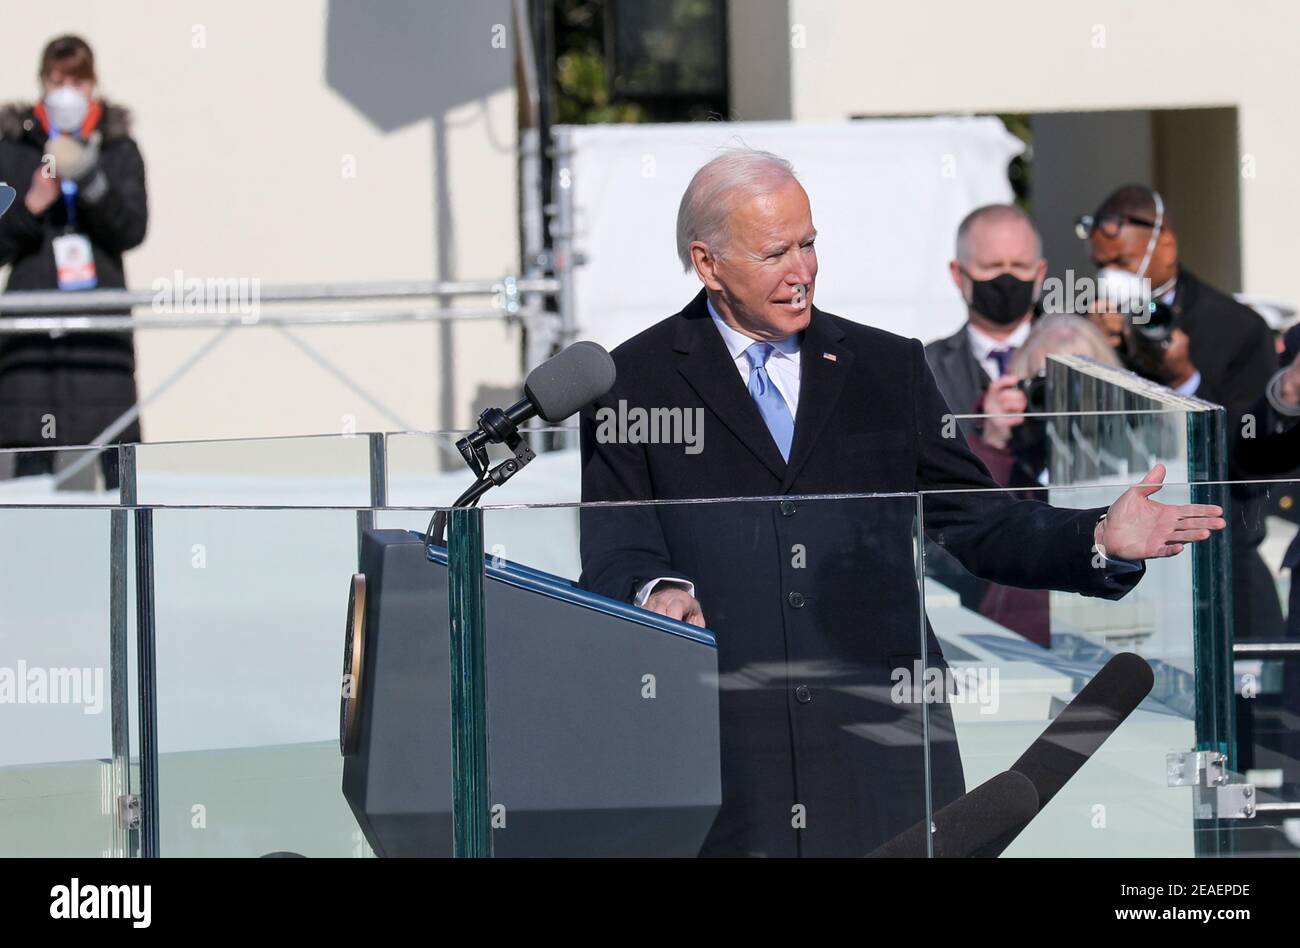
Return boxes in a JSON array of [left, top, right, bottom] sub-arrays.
[[963, 270, 1037, 325]]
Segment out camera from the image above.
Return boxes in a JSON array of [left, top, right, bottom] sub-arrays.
[[1124, 300, 1177, 378], [1016, 372, 1047, 413], [1130, 299, 1176, 344]]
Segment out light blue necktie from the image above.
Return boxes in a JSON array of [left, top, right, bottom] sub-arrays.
[[745, 341, 795, 461]]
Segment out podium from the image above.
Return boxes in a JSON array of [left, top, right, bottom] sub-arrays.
[[341, 529, 721, 856]]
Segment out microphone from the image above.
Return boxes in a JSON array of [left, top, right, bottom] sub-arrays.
[[1008, 651, 1154, 811], [461, 340, 616, 457], [869, 653, 1154, 858], [972, 652, 1154, 857], [425, 342, 616, 546], [867, 770, 1040, 858]]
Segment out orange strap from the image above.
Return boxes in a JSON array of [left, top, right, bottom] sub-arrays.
[[32, 98, 102, 138]]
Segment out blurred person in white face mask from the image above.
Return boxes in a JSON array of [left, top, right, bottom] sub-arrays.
[[1077, 184, 1273, 409], [1079, 184, 1283, 644], [0, 34, 149, 489]]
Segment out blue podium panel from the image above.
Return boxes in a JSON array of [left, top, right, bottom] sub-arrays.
[[343, 529, 720, 856]]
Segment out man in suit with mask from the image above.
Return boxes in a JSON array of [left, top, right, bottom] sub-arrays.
[[925, 204, 1044, 441], [924, 205, 1045, 612], [579, 149, 1227, 857]]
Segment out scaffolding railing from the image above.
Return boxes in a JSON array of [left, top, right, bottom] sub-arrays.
[[0, 276, 560, 319], [0, 276, 563, 485]]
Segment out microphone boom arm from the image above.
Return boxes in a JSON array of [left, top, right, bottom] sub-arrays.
[[425, 406, 537, 548]]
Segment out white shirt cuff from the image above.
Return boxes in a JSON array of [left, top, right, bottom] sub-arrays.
[[1266, 368, 1300, 418], [1099, 551, 1143, 574], [634, 577, 696, 607]]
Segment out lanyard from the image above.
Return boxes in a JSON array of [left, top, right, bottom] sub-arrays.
[[49, 123, 80, 231], [60, 179, 79, 230]]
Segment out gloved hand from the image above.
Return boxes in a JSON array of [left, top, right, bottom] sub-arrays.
[[45, 130, 101, 183], [45, 131, 108, 202]]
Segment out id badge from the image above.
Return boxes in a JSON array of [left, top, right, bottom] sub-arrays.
[[52, 233, 98, 290]]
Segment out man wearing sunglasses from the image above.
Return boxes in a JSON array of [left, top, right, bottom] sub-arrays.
[[1080, 184, 1281, 642], [1078, 185, 1274, 410]]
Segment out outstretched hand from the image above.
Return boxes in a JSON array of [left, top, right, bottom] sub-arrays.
[[1098, 463, 1226, 560]]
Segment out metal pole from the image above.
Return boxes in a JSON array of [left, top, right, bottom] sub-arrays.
[[0, 306, 545, 334], [1188, 407, 1233, 858], [358, 432, 388, 568], [0, 278, 561, 314], [109, 445, 138, 857], [447, 506, 490, 857], [1234, 642, 1300, 656], [915, 493, 934, 859], [133, 506, 160, 857], [515, 0, 553, 374], [520, 126, 555, 374], [551, 126, 580, 349]]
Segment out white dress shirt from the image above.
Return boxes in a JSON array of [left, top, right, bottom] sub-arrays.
[[967, 319, 1032, 381], [1159, 286, 1202, 397], [1174, 371, 1202, 397], [635, 298, 805, 608], [707, 298, 803, 416]]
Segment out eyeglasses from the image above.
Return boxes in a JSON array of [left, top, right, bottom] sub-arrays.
[[1074, 213, 1157, 240]]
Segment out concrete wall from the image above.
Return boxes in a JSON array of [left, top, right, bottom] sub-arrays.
[[1031, 111, 1154, 290], [0, 0, 522, 442], [1154, 107, 1242, 293], [769, 0, 1292, 305]]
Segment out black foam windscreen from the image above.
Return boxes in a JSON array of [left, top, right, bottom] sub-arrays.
[[524, 341, 617, 422], [1009, 651, 1155, 813], [868, 770, 1040, 858]]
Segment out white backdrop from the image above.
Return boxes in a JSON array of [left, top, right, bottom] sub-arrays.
[[562, 117, 1024, 352]]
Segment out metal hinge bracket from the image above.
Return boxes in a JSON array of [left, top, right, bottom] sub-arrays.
[[1167, 750, 1256, 819]]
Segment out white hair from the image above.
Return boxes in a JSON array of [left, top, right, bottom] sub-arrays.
[[1010, 315, 1121, 377], [675, 148, 798, 272]]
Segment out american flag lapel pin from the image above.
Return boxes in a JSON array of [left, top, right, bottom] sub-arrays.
[[822, 352, 837, 362]]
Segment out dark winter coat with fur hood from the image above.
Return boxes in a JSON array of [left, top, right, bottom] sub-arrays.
[[0, 100, 147, 447]]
